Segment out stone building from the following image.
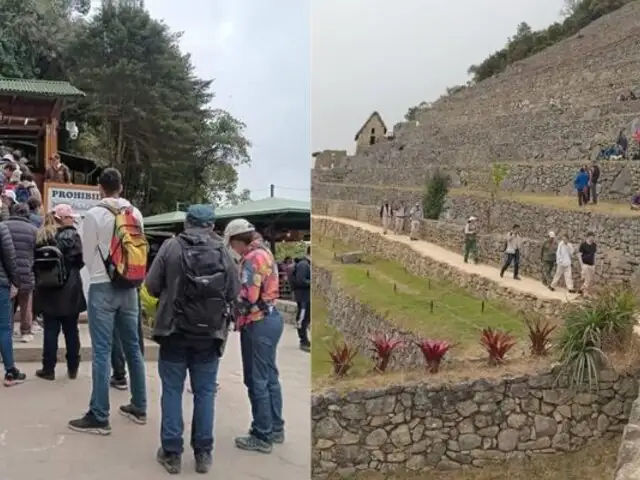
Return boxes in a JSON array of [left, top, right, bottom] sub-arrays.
[[312, 149, 347, 170], [354, 111, 387, 152]]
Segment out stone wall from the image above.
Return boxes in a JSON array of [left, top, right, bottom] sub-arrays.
[[313, 200, 637, 286], [313, 217, 564, 318], [312, 370, 638, 478], [313, 161, 640, 201]]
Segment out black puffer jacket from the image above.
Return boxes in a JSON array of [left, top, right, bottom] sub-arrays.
[[33, 226, 87, 317], [0, 222, 18, 288], [4, 216, 37, 292]]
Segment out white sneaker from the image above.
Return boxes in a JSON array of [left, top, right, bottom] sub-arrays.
[[31, 324, 42, 334], [20, 334, 33, 343]]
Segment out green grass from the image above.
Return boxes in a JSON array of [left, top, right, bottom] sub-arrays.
[[313, 236, 526, 357]]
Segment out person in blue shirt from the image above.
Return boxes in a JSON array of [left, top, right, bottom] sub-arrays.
[[574, 168, 590, 207]]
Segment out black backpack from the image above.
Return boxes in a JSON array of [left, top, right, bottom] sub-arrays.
[[34, 244, 67, 288], [174, 233, 230, 338]]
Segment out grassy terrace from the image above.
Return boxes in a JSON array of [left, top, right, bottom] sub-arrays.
[[334, 436, 619, 480], [315, 182, 640, 217], [312, 237, 529, 386]]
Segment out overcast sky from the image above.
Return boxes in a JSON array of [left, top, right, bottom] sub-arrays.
[[143, 0, 310, 201], [312, 0, 565, 154]]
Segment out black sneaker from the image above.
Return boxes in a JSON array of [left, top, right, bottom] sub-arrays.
[[194, 451, 212, 474], [68, 369, 78, 380], [272, 430, 285, 444], [68, 411, 111, 435], [4, 368, 26, 387], [548, 286, 555, 292], [235, 434, 272, 454], [299, 343, 310, 353], [110, 376, 128, 390], [157, 447, 181, 474], [119, 404, 147, 425], [35, 369, 55, 381], [513, 276, 521, 280]]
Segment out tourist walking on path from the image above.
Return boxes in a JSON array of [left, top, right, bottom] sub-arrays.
[[225, 218, 285, 454], [540, 231, 558, 286], [393, 202, 405, 235], [590, 162, 600, 205], [549, 233, 576, 293], [408, 202, 423, 240], [500, 224, 522, 280], [463, 216, 478, 263], [574, 168, 590, 207], [5, 203, 37, 343], [68, 168, 147, 435], [0, 221, 24, 386], [291, 246, 311, 352], [578, 232, 597, 296], [33, 204, 85, 381], [146, 205, 239, 474], [380, 201, 391, 234]]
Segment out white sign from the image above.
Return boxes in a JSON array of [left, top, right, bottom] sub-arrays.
[[43, 182, 102, 302]]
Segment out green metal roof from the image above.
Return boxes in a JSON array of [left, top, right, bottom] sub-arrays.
[[144, 197, 310, 228], [0, 78, 85, 98]]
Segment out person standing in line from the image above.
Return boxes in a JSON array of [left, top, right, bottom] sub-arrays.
[[393, 202, 405, 235], [0, 221, 24, 386], [589, 162, 600, 205], [578, 231, 597, 296], [33, 204, 85, 381], [291, 246, 311, 352], [574, 168, 590, 207], [408, 202, 423, 240], [68, 168, 147, 435], [4, 203, 37, 343], [499, 224, 522, 280], [145, 205, 239, 474], [224, 218, 285, 454], [463, 216, 478, 263], [540, 231, 558, 287], [109, 291, 145, 391], [549, 233, 576, 293], [380, 201, 391, 234]]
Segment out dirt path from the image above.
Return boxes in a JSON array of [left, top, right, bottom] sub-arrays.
[[313, 215, 577, 303]]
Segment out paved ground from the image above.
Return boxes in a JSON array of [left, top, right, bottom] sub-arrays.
[[0, 324, 310, 479], [313, 214, 576, 302]]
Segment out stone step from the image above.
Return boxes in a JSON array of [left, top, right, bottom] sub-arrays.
[[12, 324, 159, 363]]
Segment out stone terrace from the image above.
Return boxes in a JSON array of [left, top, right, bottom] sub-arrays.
[[314, 1, 640, 189]]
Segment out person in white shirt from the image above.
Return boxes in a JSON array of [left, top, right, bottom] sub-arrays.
[[408, 203, 423, 240], [463, 216, 478, 263], [499, 224, 522, 280], [68, 168, 147, 435], [549, 233, 576, 293], [393, 202, 405, 235]]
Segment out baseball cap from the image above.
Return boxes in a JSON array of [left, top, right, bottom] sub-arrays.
[[185, 204, 215, 227], [224, 218, 255, 240], [53, 204, 77, 219], [548, 231, 556, 238], [2, 190, 16, 203]]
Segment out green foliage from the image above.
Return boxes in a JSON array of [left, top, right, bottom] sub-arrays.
[[0, 0, 251, 215], [490, 163, 509, 197], [422, 170, 450, 219], [468, 1, 633, 83], [557, 285, 636, 391]]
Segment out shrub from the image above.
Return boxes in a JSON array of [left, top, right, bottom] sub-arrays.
[[416, 339, 451, 373], [328, 341, 359, 377], [525, 316, 556, 356], [557, 285, 635, 390], [422, 170, 450, 219], [370, 333, 403, 373], [480, 328, 516, 365]]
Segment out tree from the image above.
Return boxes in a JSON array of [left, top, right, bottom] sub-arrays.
[[63, 0, 250, 214], [221, 189, 252, 207], [422, 170, 450, 219]]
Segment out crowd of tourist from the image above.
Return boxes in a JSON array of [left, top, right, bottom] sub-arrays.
[[0, 162, 289, 474], [574, 161, 600, 206]]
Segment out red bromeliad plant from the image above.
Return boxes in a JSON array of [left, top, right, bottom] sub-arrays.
[[416, 339, 451, 373], [526, 317, 556, 356], [480, 328, 516, 365], [328, 341, 359, 377], [370, 333, 404, 373]]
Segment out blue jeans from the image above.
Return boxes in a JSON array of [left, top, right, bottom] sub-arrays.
[[158, 341, 219, 454], [240, 309, 285, 443], [87, 282, 147, 421], [0, 287, 14, 372]]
